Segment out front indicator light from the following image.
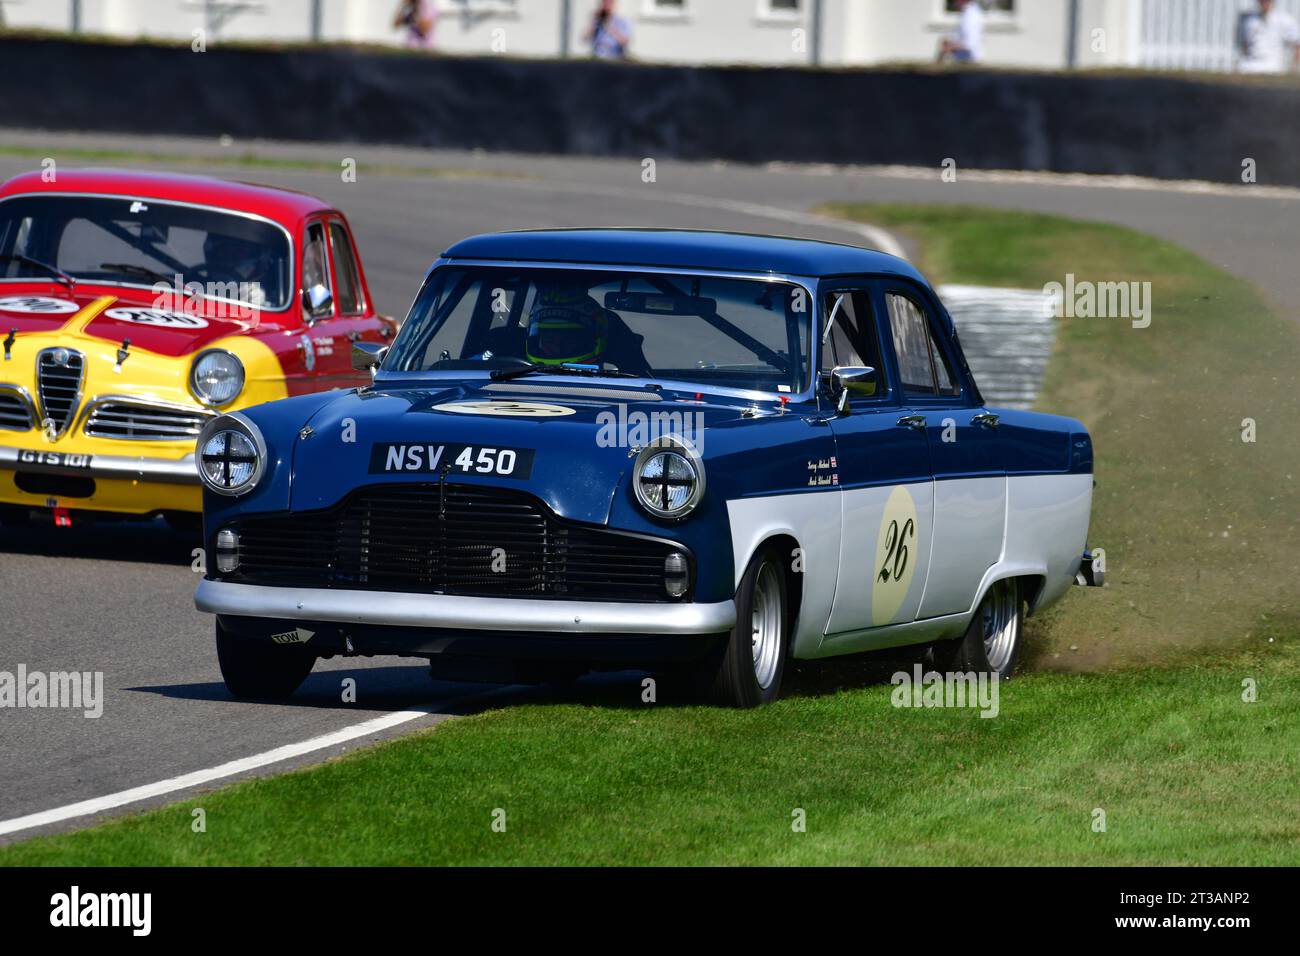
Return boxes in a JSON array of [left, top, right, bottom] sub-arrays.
[[664, 551, 689, 598], [215, 528, 240, 573]]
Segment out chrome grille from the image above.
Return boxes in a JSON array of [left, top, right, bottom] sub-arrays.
[[0, 387, 34, 431], [226, 484, 685, 602], [84, 400, 212, 441], [36, 348, 84, 437]]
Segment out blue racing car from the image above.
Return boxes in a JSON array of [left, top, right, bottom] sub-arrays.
[[194, 229, 1095, 707]]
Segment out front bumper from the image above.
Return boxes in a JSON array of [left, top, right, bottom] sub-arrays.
[[195, 578, 737, 636], [0, 444, 199, 484]]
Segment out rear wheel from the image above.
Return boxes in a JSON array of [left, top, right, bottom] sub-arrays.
[[932, 578, 1022, 679], [216, 620, 316, 700], [697, 545, 790, 707]]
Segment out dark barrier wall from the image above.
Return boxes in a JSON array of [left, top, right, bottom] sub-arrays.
[[5, 37, 1299, 185]]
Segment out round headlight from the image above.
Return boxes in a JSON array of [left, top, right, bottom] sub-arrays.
[[633, 437, 705, 520], [197, 415, 265, 496], [191, 349, 245, 407]]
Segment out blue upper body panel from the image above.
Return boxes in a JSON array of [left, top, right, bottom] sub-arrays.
[[442, 228, 927, 282]]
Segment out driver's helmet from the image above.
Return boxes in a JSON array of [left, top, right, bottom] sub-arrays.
[[203, 232, 272, 284], [525, 280, 609, 365]]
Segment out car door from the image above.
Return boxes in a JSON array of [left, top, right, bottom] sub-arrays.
[[821, 284, 935, 635], [294, 216, 360, 390], [879, 284, 1006, 620], [324, 216, 393, 369]]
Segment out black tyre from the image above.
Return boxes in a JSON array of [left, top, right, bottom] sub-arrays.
[[0, 505, 31, 528], [931, 578, 1023, 680], [215, 620, 316, 700], [698, 544, 790, 707]]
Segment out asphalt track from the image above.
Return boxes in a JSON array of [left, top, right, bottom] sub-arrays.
[[0, 130, 1296, 842]]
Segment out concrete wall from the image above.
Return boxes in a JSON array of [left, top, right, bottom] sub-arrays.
[[0, 0, 1126, 68], [4, 35, 1297, 186], [4, 1, 1295, 72]]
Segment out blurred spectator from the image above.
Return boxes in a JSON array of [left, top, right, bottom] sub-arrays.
[[584, 0, 632, 60], [393, 0, 437, 50], [938, 0, 984, 64], [1236, 0, 1300, 73]]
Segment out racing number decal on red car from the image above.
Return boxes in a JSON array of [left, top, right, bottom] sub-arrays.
[[368, 443, 535, 479]]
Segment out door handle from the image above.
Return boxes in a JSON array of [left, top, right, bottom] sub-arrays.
[[973, 412, 1000, 429], [896, 415, 927, 431]]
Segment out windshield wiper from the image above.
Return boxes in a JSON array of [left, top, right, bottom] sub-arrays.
[[0, 254, 76, 289], [490, 362, 639, 382], [99, 262, 174, 284]]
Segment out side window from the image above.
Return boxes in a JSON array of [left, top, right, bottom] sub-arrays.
[[302, 222, 332, 318], [821, 290, 884, 397], [328, 222, 364, 314], [886, 292, 959, 398]]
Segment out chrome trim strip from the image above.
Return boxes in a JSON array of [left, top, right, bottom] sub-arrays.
[[0, 443, 199, 483], [194, 578, 737, 635], [0, 192, 296, 311]]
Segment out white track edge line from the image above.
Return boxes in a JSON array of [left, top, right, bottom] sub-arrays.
[[0, 705, 438, 838]]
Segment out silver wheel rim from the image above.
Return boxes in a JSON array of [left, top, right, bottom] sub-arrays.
[[750, 562, 783, 690], [982, 579, 1019, 673]]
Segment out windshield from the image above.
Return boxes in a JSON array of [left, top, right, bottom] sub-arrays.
[[0, 195, 292, 310], [386, 266, 812, 394]]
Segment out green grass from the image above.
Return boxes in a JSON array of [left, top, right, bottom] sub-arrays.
[[3, 644, 1297, 865], [0, 144, 527, 181], [4, 204, 1296, 865], [824, 203, 1300, 671]]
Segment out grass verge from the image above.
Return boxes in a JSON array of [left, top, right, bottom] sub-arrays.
[[2, 643, 1297, 865]]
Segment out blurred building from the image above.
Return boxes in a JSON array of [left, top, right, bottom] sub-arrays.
[[3, 0, 1295, 73]]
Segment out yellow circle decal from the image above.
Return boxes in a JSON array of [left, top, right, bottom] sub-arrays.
[[871, 486, 919, 626]]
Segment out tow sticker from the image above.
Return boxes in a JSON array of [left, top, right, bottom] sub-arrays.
[[871, 486, 919, 626], [0, 296, 79, 314], [103, 307, 208, 329]]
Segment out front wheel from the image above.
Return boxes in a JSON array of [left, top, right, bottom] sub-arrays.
[[932, 578, 1023, 680], [697, 545, 790, 707], [216, 621, 316, 700]]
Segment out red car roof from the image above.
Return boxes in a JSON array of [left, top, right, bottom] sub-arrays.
[[0, 168, 332, 225]]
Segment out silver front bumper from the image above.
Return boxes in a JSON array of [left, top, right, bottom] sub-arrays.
[[0, 444, 199, 485], [195, 578, 737, 636]]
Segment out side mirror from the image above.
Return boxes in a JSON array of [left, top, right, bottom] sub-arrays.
[[831, 366, 876, 415], [351, 341, 388, 375], [304, 284, 333, 319]]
